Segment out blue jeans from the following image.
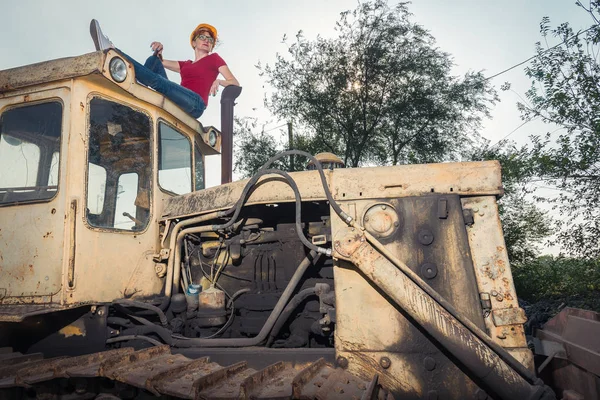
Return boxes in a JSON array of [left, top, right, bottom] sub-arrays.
[[117, 50, 206, 118]]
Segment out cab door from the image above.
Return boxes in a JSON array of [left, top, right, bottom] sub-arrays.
[[0, 91, 68, 302]]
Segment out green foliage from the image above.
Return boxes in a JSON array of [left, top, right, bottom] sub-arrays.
[[476, 143, 552, 264], [233, 117, 282, 178], [255, 0, 497, 169], [513, 255, 600, 303], [518, 3, 600, 259]]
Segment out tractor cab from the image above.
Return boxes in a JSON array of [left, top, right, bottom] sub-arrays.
[[0, 50, 237, 316]]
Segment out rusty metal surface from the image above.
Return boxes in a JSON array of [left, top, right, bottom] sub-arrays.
[[330, 196, 491, 399], [331, 216, 552, 400], [0, 52, 104, 93], [0, 347, 390, 399], [161, 160, 503, 220], [461, 196, 533, 370]]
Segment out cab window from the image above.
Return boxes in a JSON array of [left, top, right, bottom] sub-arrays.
[[86, 97, 151, 231], [0, 102, 62, 205], [158, 122, 192, 195]]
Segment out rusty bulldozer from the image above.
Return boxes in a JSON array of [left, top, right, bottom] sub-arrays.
[[0, 48, 597, 400]]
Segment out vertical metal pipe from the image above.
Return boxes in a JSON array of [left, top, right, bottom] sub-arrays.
[[220, 85, 242, 184]]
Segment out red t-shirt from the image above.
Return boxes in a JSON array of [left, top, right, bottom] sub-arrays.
[[178, 53, 226, 106]]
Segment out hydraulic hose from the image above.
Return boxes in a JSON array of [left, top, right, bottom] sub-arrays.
[[171, 169, 331, 294], [172, 250, 319, 348], [258, 150, 352, 224], [266, 287, 317, 347], [119, 325, 174, 345], [106, 335, 162, 346], [113, 299, 168, 327]]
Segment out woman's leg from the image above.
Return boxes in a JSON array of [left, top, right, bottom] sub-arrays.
[[143, 54, 168, 79], [115, 50, 206, 118]]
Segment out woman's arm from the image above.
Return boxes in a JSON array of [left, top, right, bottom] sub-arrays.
[[209, 65, 240, 96], [162, 59, 180, 73]]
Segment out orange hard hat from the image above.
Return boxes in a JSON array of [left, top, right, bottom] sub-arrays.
[[190, 23, 218, 47]]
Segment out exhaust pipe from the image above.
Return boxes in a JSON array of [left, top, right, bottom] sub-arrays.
[[220, 85, 242, 184]]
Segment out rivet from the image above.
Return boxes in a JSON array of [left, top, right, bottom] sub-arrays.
[[475, 389, 488, 400], [491, 290, 498, 297], [423, 356, 436, 371], [336, 356, 349, 369], [479, 212, 485, 217], [381, 205, 387, 210], [472, 207, 479, 212], [379, 357, 391, 369]]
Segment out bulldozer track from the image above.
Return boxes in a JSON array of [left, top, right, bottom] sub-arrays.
[[0, 346, 392, 399]]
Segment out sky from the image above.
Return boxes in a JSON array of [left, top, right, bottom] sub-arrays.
[[0, 0, 594, 253]]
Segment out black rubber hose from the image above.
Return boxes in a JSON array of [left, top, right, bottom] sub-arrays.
[[113, 299, 168, 327], [172, 250, 319, 347], [258, 150, 351, 224], [119, 325, 173, 345], [106, 317, 134, 328], [266, 287, 317, 347], [125, 296, 170, 317], [211, 168, 329, 255], [106, 335, 162, 346]]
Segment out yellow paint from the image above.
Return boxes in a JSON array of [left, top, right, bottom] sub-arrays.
[[59, 324, 86, 337]]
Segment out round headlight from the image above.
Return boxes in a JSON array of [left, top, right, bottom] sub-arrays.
[[208, 130, 218, 147], [109, 57, 128, 83]]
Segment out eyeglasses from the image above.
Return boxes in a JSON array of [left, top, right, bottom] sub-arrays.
[[194, 34, 214, 44]]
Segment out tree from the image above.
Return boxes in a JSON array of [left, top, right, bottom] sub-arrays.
[[233, 117, 281, 178], [476, 143, 552, 264], [255, 0, 497, 169], [518, 2, 600, 259]]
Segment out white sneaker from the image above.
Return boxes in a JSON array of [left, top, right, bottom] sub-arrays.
[[90, 19, 114, 51]]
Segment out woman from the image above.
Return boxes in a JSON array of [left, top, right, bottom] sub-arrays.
[[90, 20, 239, 118]]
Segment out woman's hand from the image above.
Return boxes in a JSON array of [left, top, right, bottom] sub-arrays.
[[150, 41, 164, 55], [210, 79, 221, 96]]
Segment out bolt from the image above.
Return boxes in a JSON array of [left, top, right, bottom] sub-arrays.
[[423, 356, 436, 371], [475, 389, 488, 400], [336, 356, 349, 369], [472, 207, 479, 212], [491, 290, 498, 297], [496, 294, 504, 302], [379, 357, 391, 369], [97, 308, 105, 316], [334, 241, 340, 248], [428, 390, 439, 400]]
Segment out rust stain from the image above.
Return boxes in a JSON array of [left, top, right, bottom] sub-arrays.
[[11, 264, 35, 281]]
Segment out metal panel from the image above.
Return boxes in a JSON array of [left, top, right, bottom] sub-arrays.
[[162, 160, 503, 220]]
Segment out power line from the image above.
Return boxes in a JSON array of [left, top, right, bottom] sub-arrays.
[[262, 123, 287, 134], [484, 26, 595, 82], [487, 117, 536, 150]]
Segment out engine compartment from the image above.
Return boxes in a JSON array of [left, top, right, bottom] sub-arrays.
[[110, 201, 336, 349]]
